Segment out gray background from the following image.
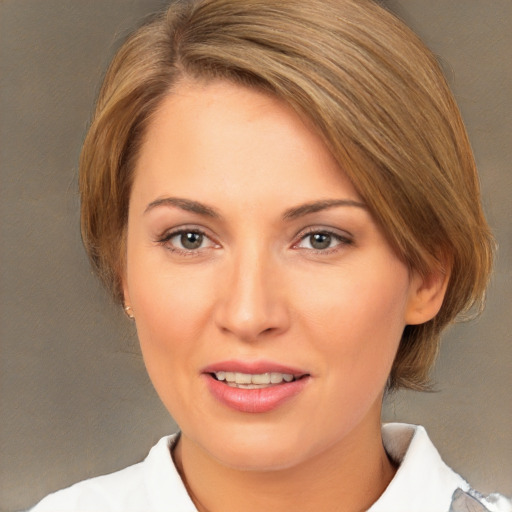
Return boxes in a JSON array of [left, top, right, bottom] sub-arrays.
[[1, 1, 510, 511]]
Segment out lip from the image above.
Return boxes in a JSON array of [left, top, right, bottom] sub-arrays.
[[202, 359, 310, 413], [202, 359, 307, 376]]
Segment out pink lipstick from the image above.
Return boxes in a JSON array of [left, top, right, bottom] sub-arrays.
[[202, 360, 310, 413]]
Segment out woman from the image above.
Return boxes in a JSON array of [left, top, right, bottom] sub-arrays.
[[31, 0, 510, 511]]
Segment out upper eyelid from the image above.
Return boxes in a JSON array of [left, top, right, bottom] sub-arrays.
[[294, 226, 354, 241], [157, 225, 213, 241]]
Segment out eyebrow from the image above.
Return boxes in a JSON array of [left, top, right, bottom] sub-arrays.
[[282, 199, 367, 220], [144, 196, 366, 220], [144, 197, 221, 218]]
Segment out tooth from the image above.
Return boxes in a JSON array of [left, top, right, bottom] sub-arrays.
[[252, 373, 271, 384], [235, 372, 252, 384], [216, 371, 297, 386], [270, 372, 283, 383], [240, 383, 269, 389]]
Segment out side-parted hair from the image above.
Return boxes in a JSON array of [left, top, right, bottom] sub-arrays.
[[80, 0, 494, 390]]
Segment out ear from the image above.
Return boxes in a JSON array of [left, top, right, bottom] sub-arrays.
[[405, 266, 450, 325]]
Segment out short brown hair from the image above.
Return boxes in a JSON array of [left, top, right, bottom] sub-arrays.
[[80, 0, 494, 390]]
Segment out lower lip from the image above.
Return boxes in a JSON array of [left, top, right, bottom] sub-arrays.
[[204, 374, 310, 413]]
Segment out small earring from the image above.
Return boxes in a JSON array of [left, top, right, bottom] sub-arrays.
[[123, 304, 135, 319]]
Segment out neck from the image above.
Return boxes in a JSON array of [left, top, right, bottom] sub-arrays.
[[173, 414, 396, 512]]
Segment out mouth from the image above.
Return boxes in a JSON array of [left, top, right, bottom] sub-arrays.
[[202, 361, 311, 413], [210, 371, 306, 389]]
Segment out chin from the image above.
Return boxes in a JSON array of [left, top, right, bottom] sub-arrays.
[[200, 424, 314, 472]]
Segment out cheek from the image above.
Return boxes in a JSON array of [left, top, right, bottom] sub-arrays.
[[125, 248, 217, 381], [129, 245, 213, 330], [135, 278, 207, 342], [297, 258, 410, 375], [126, 260, 218, 419]]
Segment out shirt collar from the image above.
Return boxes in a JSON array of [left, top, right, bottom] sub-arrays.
[[368, 423, 469, 512]]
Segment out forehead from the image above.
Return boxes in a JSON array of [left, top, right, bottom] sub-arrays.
[[133, 80, 361, 208]]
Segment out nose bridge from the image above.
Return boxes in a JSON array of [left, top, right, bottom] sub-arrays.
[[215, 241, 288, 340]]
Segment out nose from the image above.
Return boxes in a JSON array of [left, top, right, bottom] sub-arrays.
[[214, 247, 290, 342]]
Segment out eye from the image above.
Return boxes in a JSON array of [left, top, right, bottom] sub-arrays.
[[305, 232, 333, 250], [178, 231, 205, 250], [295, 229, 353, 252], [157, 228, 218, 254]]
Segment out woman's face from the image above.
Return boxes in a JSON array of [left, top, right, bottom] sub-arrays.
[[124, 80, 422, 470]]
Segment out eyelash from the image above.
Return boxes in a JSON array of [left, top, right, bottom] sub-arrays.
[[292, 227, 354, 254], [155, 227, 354, 256], [156, 227, 218, 257]]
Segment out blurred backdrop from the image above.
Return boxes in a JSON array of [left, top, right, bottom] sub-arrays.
[[1, 1, 510, 510]]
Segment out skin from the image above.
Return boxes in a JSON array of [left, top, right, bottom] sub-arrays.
[[123, 80, 447, 512]]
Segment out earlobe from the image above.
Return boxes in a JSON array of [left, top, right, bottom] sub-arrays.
[[405, 266, 450, 325], [123, 304, 135, 319]]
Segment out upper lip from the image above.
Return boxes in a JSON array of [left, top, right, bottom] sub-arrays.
[[202, 359, 309, 377]]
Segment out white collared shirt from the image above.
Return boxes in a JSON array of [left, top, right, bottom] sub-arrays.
[[30, 423, 511, 512], [370, 424, 511, 512]]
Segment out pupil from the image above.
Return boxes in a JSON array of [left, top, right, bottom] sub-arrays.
[[311, 233, 331, 250], [181, 232, 203, 249]]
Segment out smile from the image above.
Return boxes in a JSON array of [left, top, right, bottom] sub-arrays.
[[203, 362, 310, 413], [212, 371, 296, 388]]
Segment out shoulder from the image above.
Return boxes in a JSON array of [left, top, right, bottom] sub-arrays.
[[369, 423, 512, 512], [28, 434, 195, 512]]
